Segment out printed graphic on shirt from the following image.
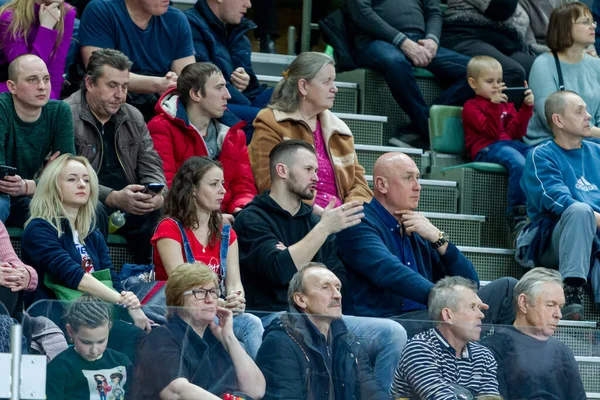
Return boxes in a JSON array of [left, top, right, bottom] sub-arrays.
[[205, 256, 220, 275], [576, 176, 598, 192], [82, 366, 127, 400], [73, 231, 95, 273]]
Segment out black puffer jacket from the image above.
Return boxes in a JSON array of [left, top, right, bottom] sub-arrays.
[[256, 312, 390, 400]]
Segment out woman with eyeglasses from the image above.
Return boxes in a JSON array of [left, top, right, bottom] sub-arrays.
[[525, 2, 600, 146], [132, 262, 265, 400]]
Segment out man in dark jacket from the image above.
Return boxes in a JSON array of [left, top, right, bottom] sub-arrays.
[[256, 263, 391, 399], [235, 140, 407, 391], [336, 152, 516, 336], [65, 49, 166, 264], [185, 0, 273, 130], [345, 0, 472, 147]]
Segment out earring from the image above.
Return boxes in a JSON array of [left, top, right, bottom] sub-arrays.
[[303, 95, 306, 100]]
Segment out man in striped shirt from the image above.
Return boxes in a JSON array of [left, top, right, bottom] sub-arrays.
[[391, 276, 501, 399]]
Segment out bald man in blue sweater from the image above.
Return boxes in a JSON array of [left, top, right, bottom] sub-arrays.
[[518, 90, 600, 321]]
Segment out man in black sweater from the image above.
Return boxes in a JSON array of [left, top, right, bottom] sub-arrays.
[[481, 267, 586, 400], [234, 139, 408, 392], [345, 0, 472, 147]]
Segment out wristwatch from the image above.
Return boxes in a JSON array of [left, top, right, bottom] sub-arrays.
[[431, 231, 448, 249]]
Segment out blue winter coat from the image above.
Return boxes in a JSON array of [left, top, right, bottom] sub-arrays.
[[185, 0, 268, 106], [256, 312, 390, 400]]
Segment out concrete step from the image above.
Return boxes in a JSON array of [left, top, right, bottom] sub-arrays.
[[355, 144, 424, 175], [257, 74, 359, 114], [365, 176, 459, 214], [423, 212, 485, 247]]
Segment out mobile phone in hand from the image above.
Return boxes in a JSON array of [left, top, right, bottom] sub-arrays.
[[141, 183, 164, 196], [503, 87, 528, 109], [0, 165, 17, 179]]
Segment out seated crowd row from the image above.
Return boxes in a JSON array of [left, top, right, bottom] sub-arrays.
[[1, 141, 587, 399]]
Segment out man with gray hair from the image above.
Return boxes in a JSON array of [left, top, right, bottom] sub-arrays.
[[391, 276, 501, 398], [65, 48, 165, 264], [517, 90, 600, 320], [481, 268, 586, 399], [256, 263, 391, 399]]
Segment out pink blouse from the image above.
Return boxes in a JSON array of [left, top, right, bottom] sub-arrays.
[[313, 121, 342, 209]]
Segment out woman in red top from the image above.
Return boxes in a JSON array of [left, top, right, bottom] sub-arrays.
[[151, 156, 263, 358]]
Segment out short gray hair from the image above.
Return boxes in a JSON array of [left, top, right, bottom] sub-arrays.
[[86, 49, 133, 84], [287, 262, 329, 308], [544, 90, 580, 129], [428, 276, 478, 321], [513, 267, 563, 311], [270, 52, 334, 113]]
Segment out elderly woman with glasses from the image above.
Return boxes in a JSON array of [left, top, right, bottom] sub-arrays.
[[132, 262, 265, 400], [525, 2, 600, 146]]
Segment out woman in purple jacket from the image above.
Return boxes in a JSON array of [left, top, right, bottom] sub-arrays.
[[0, 0, 75, 99]]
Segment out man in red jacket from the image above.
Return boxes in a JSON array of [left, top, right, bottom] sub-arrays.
[[148, 62, 257, 214]]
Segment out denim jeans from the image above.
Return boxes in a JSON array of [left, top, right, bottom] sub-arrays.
[[260, 312, 407, 392], [227, 87, 274, 144], [352, 34, 472, 140], [233, 312, 264, 360], [475, 140, 531, 215], [0, 194, 9, 224], [4, 195, 31, 229]]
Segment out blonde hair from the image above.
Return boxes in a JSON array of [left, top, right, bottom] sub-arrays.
[[165, 262, 219, 317], [0, 0, 68, 53], [467, 56, 502, 80], [270, 52, 334, 113], [26, 154, 99, 239]]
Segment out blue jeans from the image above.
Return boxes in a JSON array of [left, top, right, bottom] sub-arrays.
[[352, 35, 472, 140], [2, 195, 31, 228], [260, 312, 407, 392], [64, 18, 80, 77], [228, 87, 274, 144], [475, 140, 531, 214], [0, 194, 9, 224], [233, 312, 264, 360]]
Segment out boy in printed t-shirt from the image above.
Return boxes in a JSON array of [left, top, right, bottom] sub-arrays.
[[462, 56, 535, 239], [46, 295, 133, 400]]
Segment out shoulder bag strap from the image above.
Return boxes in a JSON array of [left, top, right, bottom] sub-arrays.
[[552, 51, 566, 91]]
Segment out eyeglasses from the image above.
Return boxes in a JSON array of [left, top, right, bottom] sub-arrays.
[[183, 288, 220, 300], [575, 18, 597, 26]]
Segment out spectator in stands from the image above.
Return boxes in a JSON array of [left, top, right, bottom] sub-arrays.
[[522, 0, 592, 56], [133, 262, 265, 399], [442, 0, 537, 89], [47, 294, 133, 400], [66, 49, 165, 264], [185, 0, 274, 130], [0, 54, 74, 227], [336, 152, 517, 336], [148, 62, 257, 213], [594, 0, 600, 54], [151, 156, 263, 358], [256, 263, 390, 399], [78, 0, 195, 121], [344, 0, 472, 148], [518, 90, 600, 320], [391, 276, 501, 398], [463, 56, 534, 238], [235, 140, 407, 391], [481, 267, 586, 399], [0, 0, 75, 99], [525, 2, 600, 146], [250, 52, 372, 213], [21, 154, 151, 332], [0, 220, 37, 319]]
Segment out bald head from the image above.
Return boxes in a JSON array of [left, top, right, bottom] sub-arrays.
[[373, 152, 421, 212], [8, 54, 47, 83], [544, 90, 591, 139]]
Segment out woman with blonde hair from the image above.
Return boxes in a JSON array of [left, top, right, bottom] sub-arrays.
[[0, 0, 76, 99], [249, 52, 372, 214], [133, 262, 265, 399], [21, 154, 151, 332]]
